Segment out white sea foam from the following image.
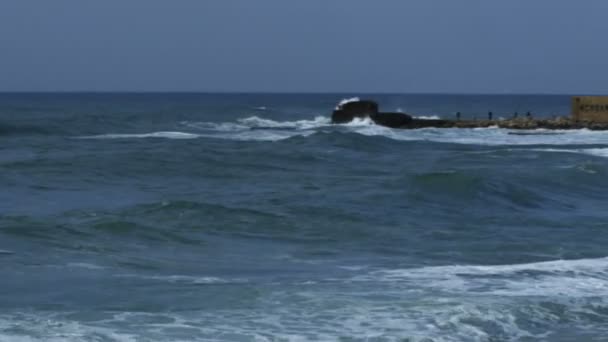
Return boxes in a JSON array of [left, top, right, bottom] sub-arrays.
[[528, 147, 608, 159], [359, 257, 608, 297], [78, 132, 200, 140], [174, 116, 331, 141], [0, 315, 139, 342], [3, 267, 606, 342], [236, 115, 330, 130], [342, 116, 375, 127], [185, 116, 330, 131], [335, 97, 360, 110], [350, 125, 608, 147], [0, 306, 538, 342], [78, 115, 608, 146], [581, 148, 608, 158], [114, 273, 242, 285], [179, 121, 248, 132], [415, 115, 441, 120], [65, 262, 106, 270]]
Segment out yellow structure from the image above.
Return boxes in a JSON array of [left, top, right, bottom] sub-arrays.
[[572, 96, 608, 122]]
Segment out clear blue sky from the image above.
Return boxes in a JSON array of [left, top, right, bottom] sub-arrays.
[[1, 0, 607, 93]]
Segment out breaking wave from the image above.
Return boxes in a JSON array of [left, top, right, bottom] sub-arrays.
[[78, 131, 201, 140], [183, 115, 331, 131], [357, 256, 608, 298], [75, 116, 608, 153], [4, 257, 608, 341], [335, 97, 361, 110]]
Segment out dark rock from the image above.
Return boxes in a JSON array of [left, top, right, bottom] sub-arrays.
[[370, 112, 413, 128], [331, 99, 608, 130], [332, 100, 379, 124]]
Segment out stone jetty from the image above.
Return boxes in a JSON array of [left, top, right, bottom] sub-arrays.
[[331, 99, 608, 130]]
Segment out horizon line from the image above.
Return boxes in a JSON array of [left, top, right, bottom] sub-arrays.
[[0, 90, 597, 96]]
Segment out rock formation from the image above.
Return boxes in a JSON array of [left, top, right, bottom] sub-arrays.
[[331, 99, 608, 130], [332, 99, 413, 127], [331, 99, 379, 124]]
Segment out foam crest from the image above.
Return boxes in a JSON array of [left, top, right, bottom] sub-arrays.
[[335, 97, 360, 110], [78, 132, 200, 140], [65, 262, 106, 270], [350, 125, 608, 146], [2, 292, 605, 341], [582, 148, 608, 158], [0, 314, 139, 342], [363, 257, 608, 297], [114, 273, 243, 285], [342, 116, 376, 127], [77, 115, 608, 146], [528, 147, 608, 159], [76, 115, 328, 141], [179, 121, 248, 132], [236, 115, 330, 130], [175, 116, 331, 141]]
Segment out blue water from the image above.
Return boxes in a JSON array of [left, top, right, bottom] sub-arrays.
[[1, 93, 608, 341]]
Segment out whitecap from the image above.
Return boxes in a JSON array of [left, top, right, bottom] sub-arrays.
[[335, 97, 361, 110], [174, 116, 330, 141], [582, 148, 608, 158], [236, 115, 330, 130], [77, 132, 200, 140], [358, 257, 608, 298], [77, 116, 608, 146], [350, 125, 608, 146], [66, 262, 106, 270], [527, 147, 608, 159], [114, 274, 243, 285]]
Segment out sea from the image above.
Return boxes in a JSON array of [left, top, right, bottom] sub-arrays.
[[1, 93, 607, 341]]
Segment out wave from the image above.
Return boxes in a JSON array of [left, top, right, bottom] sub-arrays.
[[75, 115, 608, 150], [77, 131, 201, 140], [356, 256, 608, 298], [183, 115, 331, 131], [415, 115, 441, 120], [0, 308, 543, 342], [528, 147, 608, 158], [351, 125, 608, 147], [2, 256, 607, 341], [114, 274, 241, 285], [4, 256, 607, 342], [335, 97, 360, 110]]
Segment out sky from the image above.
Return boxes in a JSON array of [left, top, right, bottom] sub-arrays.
[[1, 0, 608, 93]]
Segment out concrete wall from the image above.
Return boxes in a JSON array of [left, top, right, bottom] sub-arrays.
[[572, 96, 608, 122]]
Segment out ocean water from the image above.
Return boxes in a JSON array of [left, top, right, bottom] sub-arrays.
[[1, 93, 608, 341]]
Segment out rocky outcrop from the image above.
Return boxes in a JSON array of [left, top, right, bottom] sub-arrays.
[[370, 112, 413, 128], [332, 100, 379, 124], [331, 99, 608, 130], [332, 99, 413, 127]]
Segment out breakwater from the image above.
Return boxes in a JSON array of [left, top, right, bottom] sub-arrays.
[[332, 98, 608, 130], [404, 116, 608, 130]]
